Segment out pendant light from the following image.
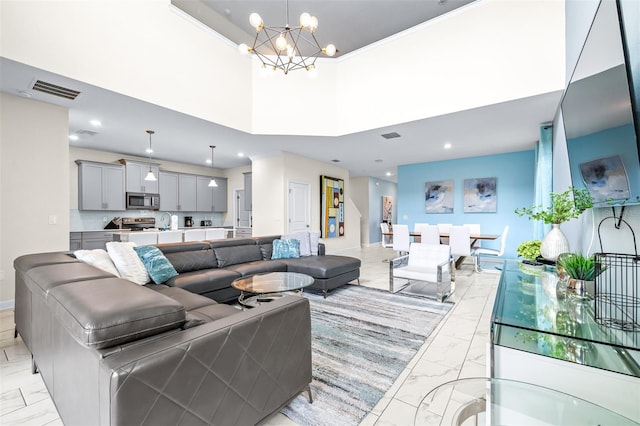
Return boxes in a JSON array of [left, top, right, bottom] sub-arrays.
[[208, 145, 218, 187], [144, 130, 157, 182]]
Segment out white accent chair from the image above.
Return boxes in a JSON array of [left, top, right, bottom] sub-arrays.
[[473, 225, 509, 272], [205, 228, 227, 240], [449, 225, 471, 273], [183, 229, 206, 242], [392, 224, 411, 256], [420, 225, 441, 245], [390, 243, 453, 301]]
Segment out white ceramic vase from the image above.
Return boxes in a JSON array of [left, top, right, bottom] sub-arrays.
[[540, 224, 570, 261]]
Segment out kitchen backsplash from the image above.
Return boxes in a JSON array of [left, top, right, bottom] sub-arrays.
[[70, 210, 226, 231]]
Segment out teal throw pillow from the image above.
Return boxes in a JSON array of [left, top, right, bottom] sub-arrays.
[[271, 238, 300, 259], [133, 246, 179, 284]]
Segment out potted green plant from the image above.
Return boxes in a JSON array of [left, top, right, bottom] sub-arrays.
[[515, 187, 593, 260], [517, 240, 542, 263], [556, 253, 599, 297]]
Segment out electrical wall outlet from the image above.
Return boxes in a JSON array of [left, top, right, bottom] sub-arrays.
[[48, 215, 57, 225]]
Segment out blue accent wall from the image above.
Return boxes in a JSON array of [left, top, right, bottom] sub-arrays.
[[397, 150, 536, 258]]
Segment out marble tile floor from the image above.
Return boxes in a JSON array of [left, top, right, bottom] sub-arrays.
[[0, 245, 500, 425]]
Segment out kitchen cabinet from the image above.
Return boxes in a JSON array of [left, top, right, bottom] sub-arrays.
[[120, 159, 159, 194], [76, 160, 125, 211], [69, 232, 82, 251], [80, 231, 114, 250], [196, 176, 227, 212], [158, 171, 197, 211], [243, 172, 252, 210], [491, 260, 640, 421]]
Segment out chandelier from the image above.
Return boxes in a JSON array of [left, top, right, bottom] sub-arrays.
[[238, 0, 336, 78]]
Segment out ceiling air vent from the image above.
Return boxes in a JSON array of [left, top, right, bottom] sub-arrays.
[[76, 129, 99, 137], [32, 80, 81, 100], [381, 132, 401, 140]]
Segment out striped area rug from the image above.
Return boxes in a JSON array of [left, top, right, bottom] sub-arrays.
[[281, 284, 452, 425]]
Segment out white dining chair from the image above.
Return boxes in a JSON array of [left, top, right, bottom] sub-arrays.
[[414, 223, 430, 233], [449, 225, 471, 271], [392, 224, 411, 256], [473, 225, 509, 272], [437, 223, 452, 244], [464, 223, 481, 248], [380, 223, 393, 248], [420, 225, 441, 245]]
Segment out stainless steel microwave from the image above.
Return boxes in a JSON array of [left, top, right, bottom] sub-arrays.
[[126, 192, 160, 210]]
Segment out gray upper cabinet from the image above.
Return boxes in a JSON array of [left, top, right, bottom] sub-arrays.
[[76, 160, 125, 211], [196, 176, 214, 212], [243, 172, 252, 210], [121, 160, 159, 194], [212, 177, 227, 212], [196, 176, 228, 212], [159, 171, 179, 211], [178, 174, 197, 211]]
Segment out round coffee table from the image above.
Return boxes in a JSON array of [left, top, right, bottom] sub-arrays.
[[414, 377, 638, 425], [231, 272, 314, 308]]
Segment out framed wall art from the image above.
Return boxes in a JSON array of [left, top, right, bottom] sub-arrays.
[[464, 177, 497, 213], [320, 175, 344, 238], [579, 155, 630, 202], [425, 180, 454, 213], [382, 196, 393, 223]]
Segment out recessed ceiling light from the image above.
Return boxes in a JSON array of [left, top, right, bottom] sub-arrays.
[[69, 134, 79, 141], [206, 159, 212, 164], [385, 172, 394, 177], [238, 152, 245, 157], [444, 143, 452, 149], [146, 148, 153, 154], [90, 119, 102, 126]]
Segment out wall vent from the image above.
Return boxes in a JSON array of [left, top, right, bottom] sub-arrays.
[[76, 129, 99, 136], [381, 132, 401, 139], [32, 80, 81, 100]]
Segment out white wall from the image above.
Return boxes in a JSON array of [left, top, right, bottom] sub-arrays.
[[1, 0, 565, 138], [350, 177, 370, 245], [0, 0, 252, 133], [252, 152, 360, 252], [1, 94, 70, 308]]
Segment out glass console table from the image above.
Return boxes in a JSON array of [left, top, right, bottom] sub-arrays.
[[490, 260, 640, 421]]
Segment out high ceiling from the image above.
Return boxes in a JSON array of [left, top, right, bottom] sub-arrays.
[[0, 0, 565, 181]]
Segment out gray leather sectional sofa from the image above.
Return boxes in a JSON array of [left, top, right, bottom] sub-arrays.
[[160, 235, 361, 302], [13, 235, 360, 425]]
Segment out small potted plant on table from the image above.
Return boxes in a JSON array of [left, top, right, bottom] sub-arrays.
[[556, 253, 598, 297]]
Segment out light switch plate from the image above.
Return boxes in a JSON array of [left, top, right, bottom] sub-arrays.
[[48, 215, 57, 225]]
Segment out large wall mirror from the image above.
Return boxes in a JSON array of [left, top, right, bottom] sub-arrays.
[[563, 0, 640, 207]]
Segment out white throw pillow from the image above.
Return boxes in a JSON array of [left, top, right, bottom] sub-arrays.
[[106, 242, 149, 285], [74, 249, 120, 277], [283, 231, 311, 257], [309, 231, 321, 256]]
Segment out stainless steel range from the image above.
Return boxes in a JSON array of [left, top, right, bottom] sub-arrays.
[[104, 217, 156, 231]]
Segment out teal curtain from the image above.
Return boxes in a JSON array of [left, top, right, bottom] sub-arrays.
[[533, 125, 553, 240]]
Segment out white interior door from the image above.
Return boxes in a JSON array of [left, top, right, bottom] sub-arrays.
[[235, 189, 251, 228], [288, 181, 310, 233]]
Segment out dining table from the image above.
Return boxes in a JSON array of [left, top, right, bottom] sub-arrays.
[[381, 231, 499, 268]]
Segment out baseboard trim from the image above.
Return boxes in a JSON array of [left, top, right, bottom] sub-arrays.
[[0, 299, 15, 311]]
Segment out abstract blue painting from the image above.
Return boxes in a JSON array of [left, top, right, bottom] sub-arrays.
[[464, 177, 497, 213], [425, 180, 454, 213]]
